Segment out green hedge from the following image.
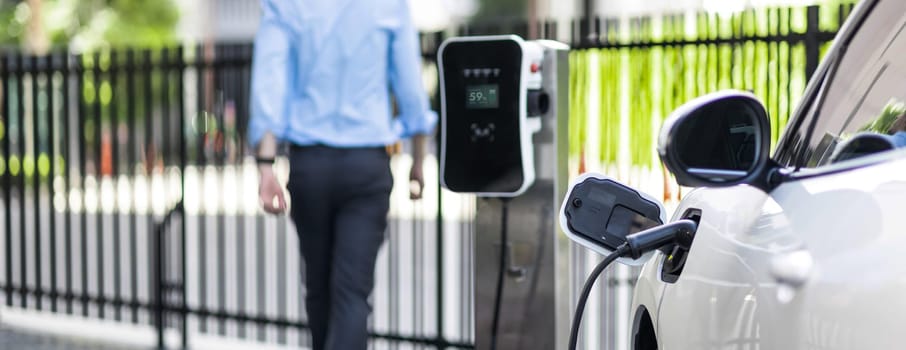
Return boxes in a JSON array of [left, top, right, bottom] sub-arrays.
[[569, 2, 852, 168]]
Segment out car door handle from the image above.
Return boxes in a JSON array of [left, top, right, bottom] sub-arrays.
[[769, 250, 814, 288]]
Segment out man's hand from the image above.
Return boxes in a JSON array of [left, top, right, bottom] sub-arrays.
[[409, 134, 428, 200], [258, 165, 287, 214], [255, 132, 285, 213], [409, 161, 424, 200]]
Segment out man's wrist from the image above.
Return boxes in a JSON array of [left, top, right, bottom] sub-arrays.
[[257, 162, 275, 173]]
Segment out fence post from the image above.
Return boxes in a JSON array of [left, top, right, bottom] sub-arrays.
[[31, 54, 43, 313], [62, 49, 73, 315], [2, 52, 12, 308], [177, 45, 189, 350], [804, 5, 820, 81], [579, 17, 590, 48], [16, 51, 27, 311], [154, 212, 165, 349], [582, 0, 594, 45], [154, 199, 185, 349]]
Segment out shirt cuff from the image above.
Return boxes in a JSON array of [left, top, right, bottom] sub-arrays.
[[393, 110, 438, 139], [247, 118, 285, 148]]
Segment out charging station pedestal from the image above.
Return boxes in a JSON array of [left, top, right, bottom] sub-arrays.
[[439, 37, 571, 349]]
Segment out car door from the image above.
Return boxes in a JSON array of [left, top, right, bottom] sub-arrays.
[[656, 184, 800, 349], [656, 0, 906, 348]]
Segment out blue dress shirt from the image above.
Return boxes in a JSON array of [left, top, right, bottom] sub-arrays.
[[248, 0, 438, 148]]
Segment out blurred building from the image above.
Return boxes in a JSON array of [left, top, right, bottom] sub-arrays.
[[589, 0, 820, 16], [176, 0, 259, 41], [174, 0, 478, 42], [180, 0, 808, 44]]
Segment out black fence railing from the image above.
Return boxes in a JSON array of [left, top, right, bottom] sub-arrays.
[[0, 43, 475, 349], [0, 3, 856, 350]]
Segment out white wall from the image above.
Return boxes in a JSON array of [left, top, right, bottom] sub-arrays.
[[599, 0, 830, 16], [173, 0, 842, 42], [174, 0, 262, 41], [174, 0, 479, 40], [541, 0, 833, 19], [176, 0, 208, 42], [409, 0, 478, 31]]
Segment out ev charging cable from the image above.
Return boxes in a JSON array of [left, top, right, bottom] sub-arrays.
[[490, 198, 511, 350], [567, 219, 698, 350]]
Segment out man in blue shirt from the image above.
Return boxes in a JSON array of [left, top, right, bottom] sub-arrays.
[[248, 0, 437, 349]]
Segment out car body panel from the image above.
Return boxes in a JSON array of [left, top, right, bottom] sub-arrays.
[[627, 0, 906, 348], [637, 151, 906, 349], [631, 249, 668, 336]]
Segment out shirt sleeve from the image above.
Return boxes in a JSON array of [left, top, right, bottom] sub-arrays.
[[248, 0, 293, 148], [389, 0, 438, 139]]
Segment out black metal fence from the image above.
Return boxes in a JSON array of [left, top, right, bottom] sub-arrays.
[[0, 3, 856, 350], [0, 43, 475, 349]]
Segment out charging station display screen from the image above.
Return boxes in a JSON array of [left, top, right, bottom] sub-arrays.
[[441, 39, 524, 193], [466, 84, 499, 109]]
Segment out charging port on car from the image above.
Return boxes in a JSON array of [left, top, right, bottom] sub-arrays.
[[660, 209, 701, 283]]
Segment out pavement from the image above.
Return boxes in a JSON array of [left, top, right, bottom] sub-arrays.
[[0, 326, 149, 350]]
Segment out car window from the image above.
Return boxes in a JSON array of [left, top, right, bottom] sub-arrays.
[[790, 0, 906, 168]]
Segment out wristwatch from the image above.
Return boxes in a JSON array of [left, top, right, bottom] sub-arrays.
[[255, 156, 275, 164]]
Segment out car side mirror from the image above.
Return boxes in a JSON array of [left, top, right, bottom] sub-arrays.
[[658, 90, 774, 190], [559, 173, 666, 265]]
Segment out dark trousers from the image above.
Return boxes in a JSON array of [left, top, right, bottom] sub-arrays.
[[287, 145, 393, 350]]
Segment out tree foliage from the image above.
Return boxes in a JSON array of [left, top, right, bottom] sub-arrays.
[[1, 0, 179, 51], [1, 0, 27, 45], [472, 0, 526, 22]]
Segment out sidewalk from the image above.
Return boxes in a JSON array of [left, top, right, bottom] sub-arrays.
[[0, 326, 149, 350]]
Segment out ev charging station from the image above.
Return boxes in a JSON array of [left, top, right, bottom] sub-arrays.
[[439, 36, 571, 349]]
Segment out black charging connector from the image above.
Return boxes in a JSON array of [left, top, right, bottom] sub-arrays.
[[567, 219, 698, 350], [625, 219, 697, 259]]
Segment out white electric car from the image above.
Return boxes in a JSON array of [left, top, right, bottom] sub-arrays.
[[620, 0, 906, 348]]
